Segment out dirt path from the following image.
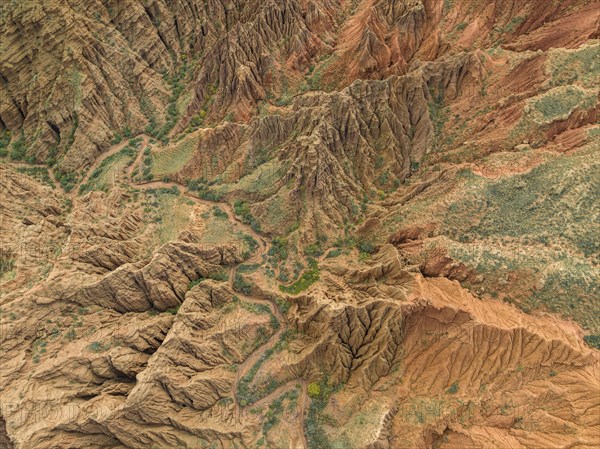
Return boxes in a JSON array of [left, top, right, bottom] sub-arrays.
[[77, 144, 308, 443], [47, 167, 59, 190], [297, 380, 309, 449], [133, 180, 311, 423], [5, 161, 61, 191], [10, 136, 308, 442], [127, 136, 150, 177], [5, 135, 149, 195], [134, 180, 268, 250], [238, 378, 308, 448], [130, 180, 305, 440], [77, 135, 149, 190]]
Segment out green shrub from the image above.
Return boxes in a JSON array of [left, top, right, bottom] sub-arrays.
[[233, 274, 253, 295], [208, 270, 229, 282], [239, 233, 258, 259], [129, 137, 142, 147], [212, 206, 228, 219], [237, 348, 274, 406], [304, 243, 324, 258], [165, 306, 180, 315], [504, 16, 525, 33], [240, 301, 271, 315], [110, 133, 123, 145], [583, 335, 600, 349], [357, 240, 376, 254], [305, 378, 340, 449], [237, 263, 260, 274], [325, 249, 342, 258], [549, 43, 600, 88], [79, 146, 135, 193], [146, 186, 179, 196], [378, 170, 390, 186], [279, 260, 319, 294], [186, 178, 222, 201], [0, 130, 11, 155], [274, 95, 291, 106], [428, 88, 449, 151], [10, 132, 27, 160], [87, 341, 108, 353], [262, 389, 299, 435], [277, 269, 290, 283], [55, 170, 78, 192], [268, 237, 288, 262], [188, 278, 203, 290], [233, 200, 261, 232], [275, 297, 291, 314], [0, 251, 15, 275], [156, 61, 192, 140], [307, 382, 321, 398], [446, 382, 459, 394]]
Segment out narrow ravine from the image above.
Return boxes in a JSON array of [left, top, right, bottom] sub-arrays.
[[43, 135, 310, 446], [128, 173, 307, 446]]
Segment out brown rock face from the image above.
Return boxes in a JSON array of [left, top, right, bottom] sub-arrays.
[[1, 0, 599, 448]]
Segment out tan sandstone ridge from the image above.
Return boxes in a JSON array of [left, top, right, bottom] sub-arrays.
[[1, 0, 600, 448]]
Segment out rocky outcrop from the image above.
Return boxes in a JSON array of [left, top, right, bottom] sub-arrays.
[[1, 0, 597, 173], [0, 165, 68, 295], [173, 50, 484, 237], [73, 240, 242, 312], [0, 1, 171, 171], [99, 281, 275, 448], [180, 0, 331, 125], [279, 245, 600, 448]]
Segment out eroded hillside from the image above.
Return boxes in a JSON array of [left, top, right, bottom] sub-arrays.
[[1, 0, 599, 448]]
